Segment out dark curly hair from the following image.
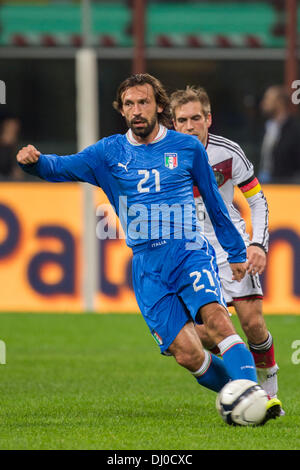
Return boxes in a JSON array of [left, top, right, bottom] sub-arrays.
[[113, 73, 172, 128]]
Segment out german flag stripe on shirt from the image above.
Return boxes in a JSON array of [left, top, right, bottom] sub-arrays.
[[238, 175, 261, 198]]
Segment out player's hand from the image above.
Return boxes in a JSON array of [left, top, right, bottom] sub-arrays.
[[246, 245, 266, 276], [16, 145, 40, 165], [229, 262, 247, 282]]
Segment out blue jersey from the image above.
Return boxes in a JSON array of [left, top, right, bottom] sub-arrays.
[[20, 126, 246, 263]]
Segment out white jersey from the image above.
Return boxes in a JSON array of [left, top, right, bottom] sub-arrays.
[[194, 133, 269, 265]]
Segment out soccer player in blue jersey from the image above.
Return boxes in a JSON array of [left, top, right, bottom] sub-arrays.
[[17, 74, 276, 422]]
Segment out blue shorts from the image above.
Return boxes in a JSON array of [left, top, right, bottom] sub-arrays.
[[132, 237, 227, 354]]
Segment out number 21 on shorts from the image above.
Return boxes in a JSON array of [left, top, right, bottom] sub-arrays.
[[189, 269, 216, 293]]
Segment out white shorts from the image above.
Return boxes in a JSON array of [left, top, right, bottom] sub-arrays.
[[218, 261, 263, 305]]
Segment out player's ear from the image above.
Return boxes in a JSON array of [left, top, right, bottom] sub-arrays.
[[172, 119, 178, 130], [157, 104, 164, 115]]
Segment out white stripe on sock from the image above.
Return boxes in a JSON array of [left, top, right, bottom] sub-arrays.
[[218, 334, 244, 355], [249, 331, 273, 353], [191, 350, 212, 377]]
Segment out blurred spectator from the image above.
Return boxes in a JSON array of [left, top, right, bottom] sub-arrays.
[[259, 85, 300, 183], [0, 114, 23, 180]]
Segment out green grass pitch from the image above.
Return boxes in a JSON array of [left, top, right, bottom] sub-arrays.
[[0, 313, 299, 450]]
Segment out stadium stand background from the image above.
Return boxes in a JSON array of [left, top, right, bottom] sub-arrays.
[[1, 0, 299, 172]]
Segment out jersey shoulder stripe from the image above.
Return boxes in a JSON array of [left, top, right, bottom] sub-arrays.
[[208, 133, 251, 170], [208, 133, 245, 153], [208, 133, 251, 171], [237, 174, 256, 188]]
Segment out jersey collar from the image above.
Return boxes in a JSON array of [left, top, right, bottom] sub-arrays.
[[126, 124, 167, 146]]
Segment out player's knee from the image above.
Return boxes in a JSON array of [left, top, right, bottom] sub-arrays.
[[241, 313, 266, 341], [203, 304, 233, 336]]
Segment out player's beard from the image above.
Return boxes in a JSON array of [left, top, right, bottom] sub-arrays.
[[129, 113, 158, 138]]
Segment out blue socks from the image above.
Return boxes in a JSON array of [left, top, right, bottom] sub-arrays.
[[218, 334, 257, 382], [192, 350, 231, 392], [192, 335, 258, 393]]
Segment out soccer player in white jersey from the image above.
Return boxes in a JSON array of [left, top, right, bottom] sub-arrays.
[[171, 86, 281, 402]]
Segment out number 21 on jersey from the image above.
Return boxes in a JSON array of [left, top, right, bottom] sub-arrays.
[[137, 169, 160, 193]]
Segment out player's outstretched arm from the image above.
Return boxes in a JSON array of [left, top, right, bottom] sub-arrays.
[[16, 141, 104, 185]]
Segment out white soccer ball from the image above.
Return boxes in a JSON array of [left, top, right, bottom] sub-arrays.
[[216, 379, 268, 426]]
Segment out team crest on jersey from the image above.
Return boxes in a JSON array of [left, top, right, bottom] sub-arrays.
[[213, 170, 225, 186], [212, 158, 233, 187], [164, 153, 178, 169]]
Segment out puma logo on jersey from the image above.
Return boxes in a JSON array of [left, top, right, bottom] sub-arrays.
[[118, 162, 129, 172]]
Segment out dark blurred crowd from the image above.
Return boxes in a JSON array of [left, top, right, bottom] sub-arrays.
[[0, 113, 24, 181], [259, 85, 300, 184]]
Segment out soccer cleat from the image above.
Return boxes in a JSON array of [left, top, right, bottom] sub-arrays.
[[270, 394, 285, 417], [259, 397, 282, 426]]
